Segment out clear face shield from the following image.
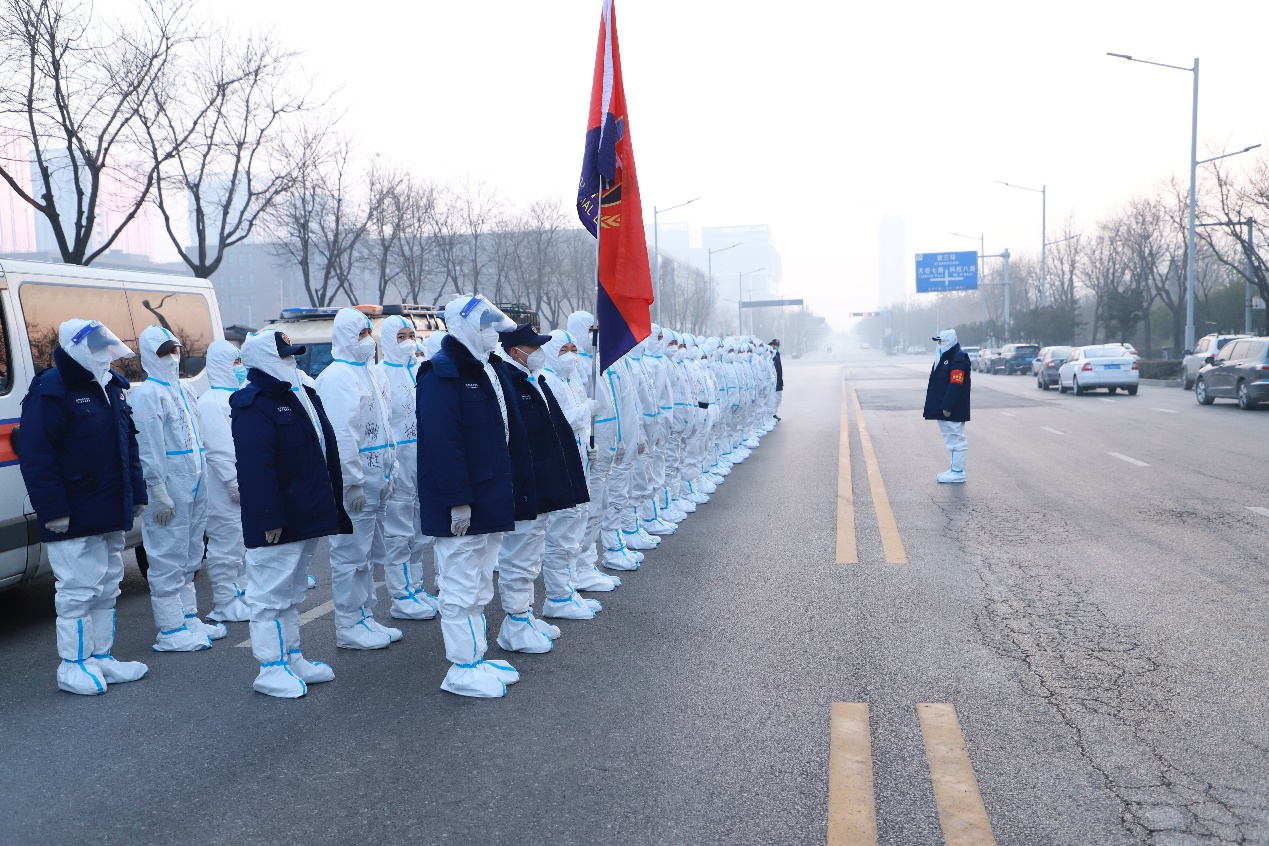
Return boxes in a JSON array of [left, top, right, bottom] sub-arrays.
[[459, 295, 516, 354], [71, 320, 134, 363]]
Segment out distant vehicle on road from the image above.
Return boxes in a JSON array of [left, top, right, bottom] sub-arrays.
[[1194, 336, 1269, 409], [973, 349, 998, 373], [1035, 346, 1074, 390], [1183, 333, 1248, 390], [994, 343, 1040, 374], [962, 346, 981, 361], [906, 345, 928, 355], [861, 342, 871, 349], [1057, 345, 1140, 395]]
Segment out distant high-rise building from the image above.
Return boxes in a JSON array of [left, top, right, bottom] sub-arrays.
[[877, 214, 906, 308], [0, 130, 36, 254]]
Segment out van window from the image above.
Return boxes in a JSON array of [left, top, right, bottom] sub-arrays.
[[0, 295, 12, 395], [19, 282, 213, 381], [297, 342, 334, 379]]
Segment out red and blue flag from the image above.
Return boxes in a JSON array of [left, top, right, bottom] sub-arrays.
[[577, 0, 653, 373]]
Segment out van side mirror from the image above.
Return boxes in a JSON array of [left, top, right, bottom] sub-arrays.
[[1205, 355, 1215, 366], [1182, 350, 1192, 356]]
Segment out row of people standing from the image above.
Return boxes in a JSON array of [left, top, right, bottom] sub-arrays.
[[19, 299, 782, 697]]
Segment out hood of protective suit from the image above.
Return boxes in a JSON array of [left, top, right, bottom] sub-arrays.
[[933, 328, 958, 354], [444, 295, 515, 360], [59, 318, 133, 386], [332, 307, 375, 364], [242, 330, 302, 387], [424, 331, 446, 360], [139, 324, 182, 385], [379, 314, 416, 366], [206, 339, 241, 389], [567, 311, 597, 355]]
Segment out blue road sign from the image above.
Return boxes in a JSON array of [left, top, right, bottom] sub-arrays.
[[915, 251, 978, 293]]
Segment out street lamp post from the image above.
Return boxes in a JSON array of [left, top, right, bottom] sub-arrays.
[[652, 197, 700, 325], [1107, 51, 1200, 350], [708, 242, 741, 299], [1198, 215, 1258, 334], [738, 267, 764, 334], [996, 181, 1047, 306]]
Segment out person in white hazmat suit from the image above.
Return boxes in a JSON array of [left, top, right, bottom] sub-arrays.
[[417, 296, 522, 698], [539, 330, 606, 618], [315, 308, 402, 650], [637, 325, 680, 535], [569, 311, 643, 574], [196, 340, 251, 623], [375, 314, 440, 621], [232, 330, 341, 698], [616, 342, 661, 552], [131, 325, 223, 652], [18, 319, 150, 694]]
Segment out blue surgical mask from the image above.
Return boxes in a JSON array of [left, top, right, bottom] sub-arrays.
[[234, 364, 248, 386]]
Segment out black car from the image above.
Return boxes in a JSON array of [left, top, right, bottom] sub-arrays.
[[1194, 337, 1269, 409], [1034, 346, 1073, 390], [994, 343, 1040, 374]]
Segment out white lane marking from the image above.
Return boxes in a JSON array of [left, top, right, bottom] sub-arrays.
[[1109, 452, 1149, 467], [1247, 507, 1269, 518], [235, 580, 385, 648], [1098, 398, 1116, 404], [1042, 426, 1064, 435], [1001, 412, 1016, 418], [1151, 408, 1179, 414]]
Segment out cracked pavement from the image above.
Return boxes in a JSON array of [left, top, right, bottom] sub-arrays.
[[1, 351, 1267, 845]]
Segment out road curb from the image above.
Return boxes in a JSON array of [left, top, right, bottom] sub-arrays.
[[1140, 378, 1183, 387]]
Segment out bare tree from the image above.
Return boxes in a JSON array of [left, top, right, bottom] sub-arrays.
[[361, 158, 407, 302], [0, 0, 191, 264], [265, 125, 337, 307], [144, 29, 311, 277], [390, 177, 438, 304], [314, 140, 369, 305]]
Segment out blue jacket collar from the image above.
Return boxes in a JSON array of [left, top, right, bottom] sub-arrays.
[[52, 345, 128, 391], [245, 367, 293, 397], [431, 334, 488, 379]]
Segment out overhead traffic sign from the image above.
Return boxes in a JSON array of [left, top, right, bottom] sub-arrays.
[[915, 252, 978, 293], [741, 298, 804, 308]]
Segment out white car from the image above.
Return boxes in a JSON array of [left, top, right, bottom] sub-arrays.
[[1057, 345, 1140, 395]]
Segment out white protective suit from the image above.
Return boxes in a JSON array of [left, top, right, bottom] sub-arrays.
[[238, 331, 335, 698], [637, 326, 678, 535], [131, 325, 221, 652], [196, 340, 250, 622], [375, 314, 439, 620], [315, 308, 401, 649], [539, 330, 607, 616], [40, 320, 149, 694], [430, 296, 521, 699], [617, 343, 661, 552]]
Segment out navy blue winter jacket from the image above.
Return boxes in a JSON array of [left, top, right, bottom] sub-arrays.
[[497, 361, 589, 516], [19, 346, 148, 543], [923, 344, 972, 423], [230, 369, 352, 549], [416, 335, 535, 536]]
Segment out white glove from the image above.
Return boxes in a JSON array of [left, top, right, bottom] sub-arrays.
[[450, 504, 472, 536], [345, 484, 366, 514], [150, 484, 175, 527], [227, 479, 240, 505], [587, 446, 597, 463], [586, 398, 600, 418], [614, 446, 626, 462], [638, 439, 647, 456], [264, 528, 283, 544], [133, 504, 145, 520], [45, 516, 70, 533]]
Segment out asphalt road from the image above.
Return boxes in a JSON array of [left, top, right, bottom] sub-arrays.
[[1, 349, 1267, 845]]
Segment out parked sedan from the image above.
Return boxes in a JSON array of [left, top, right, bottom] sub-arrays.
[[1057, 345, 1140, 395], [1034, 346, 1073, 390], [996, 343, 1040, 374], [1194, 336, 1269, 409], [973, 349, 997, 373]]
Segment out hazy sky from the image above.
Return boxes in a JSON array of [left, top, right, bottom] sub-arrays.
[[162, 0, 1269, 328]]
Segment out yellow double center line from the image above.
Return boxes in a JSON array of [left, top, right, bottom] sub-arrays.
[[837, 377, 907, 565]]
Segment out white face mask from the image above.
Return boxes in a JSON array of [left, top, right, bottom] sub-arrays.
[[479, 327, 500, 354], [556, 351, 579, 375], [353, 336, 376, 363], [397, 340, 416, 360], [525, 348, 547, 372], [161, 353, 180, 379]]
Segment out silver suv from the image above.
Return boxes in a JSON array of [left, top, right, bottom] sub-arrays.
[[1182, 334, 1247, 390]]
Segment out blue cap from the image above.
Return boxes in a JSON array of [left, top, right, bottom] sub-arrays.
[[499, 324, 552, 353]]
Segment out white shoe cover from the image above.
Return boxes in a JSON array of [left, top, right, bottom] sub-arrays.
[[643, 518, 677, 536], [57, 659, 108, 695], [937, 470, 967, 484], [623, 531, 657, 551], [152, 625, 212, 652], [496, 614, 554, 653], [603, 548, 641, 571], [636, 529, 661, 548], [743, 437, 760, 448], [542, 591, 596, 620], [254, 663, 307, 698], [335, 620, 392, 650], [584, 598, 603, 612], [288, 652, 335, 683], [535, 615, 562, 639], [94, 655, 148, 683], [477, 659, 520, 685], [677, 498, 698, 513], [207, 596, 251, 623], [307, 575, 318, 590], [390, 593, 438, 621], [442, 662, 506, 698], [186, 615, 227, 641], [362, 615, 403, 643], [662, 506, 687, 523], [572, 567, 620, 591]]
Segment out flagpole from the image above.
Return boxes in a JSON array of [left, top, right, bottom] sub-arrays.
[[590, 184, 601, 451]]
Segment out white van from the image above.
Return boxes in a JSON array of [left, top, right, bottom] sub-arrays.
[[0, 258, 223, 592]]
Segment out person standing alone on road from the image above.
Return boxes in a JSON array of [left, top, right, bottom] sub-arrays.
[[923, 329, 971, 483]]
